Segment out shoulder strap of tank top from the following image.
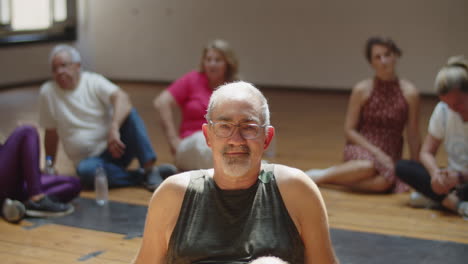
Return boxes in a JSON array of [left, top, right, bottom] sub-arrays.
[[259, 163, 275, 183], [189, 169, 208, 182], [188, 166, 276, 183], [261, 163, 275, 173]]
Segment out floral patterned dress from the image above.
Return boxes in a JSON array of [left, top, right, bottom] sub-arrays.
[[344, 77, 409, 192]]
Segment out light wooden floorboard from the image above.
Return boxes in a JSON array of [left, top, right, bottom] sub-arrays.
[[0, 221, 140, 263]]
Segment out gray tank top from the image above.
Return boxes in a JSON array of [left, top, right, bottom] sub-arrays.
[[165, 164, 305, 264]]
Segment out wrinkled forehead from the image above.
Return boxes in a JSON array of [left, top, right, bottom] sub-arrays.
[[211, 96, 262, 123], [52, 51, 72, 64]]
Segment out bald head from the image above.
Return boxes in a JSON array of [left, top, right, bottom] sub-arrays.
[[205, 81, 270, 126]]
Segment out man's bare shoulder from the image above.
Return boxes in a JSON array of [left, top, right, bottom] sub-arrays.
[[272, 164, 326, 233], [274, 164, 314, 184], [273, 164, 321, 198], [157, 171, 191, 193], [148, 171, 192, 207]]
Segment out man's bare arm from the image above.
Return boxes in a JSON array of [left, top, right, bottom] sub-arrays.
[[133, 173, 190, 264], [277, 166, 339, 264], [108, 90, 132, 158]]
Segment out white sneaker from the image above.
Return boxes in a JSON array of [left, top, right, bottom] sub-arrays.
[[2, 198, 25, 223], [457, 202, 468, 219], [408, 192, 438, 208]]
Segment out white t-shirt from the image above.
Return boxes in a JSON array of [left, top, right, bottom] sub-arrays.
[[428, 102, 468, 171], [39, 72, 119, 165]]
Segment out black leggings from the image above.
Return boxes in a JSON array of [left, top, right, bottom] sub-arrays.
[[396, 160, 468, 202]]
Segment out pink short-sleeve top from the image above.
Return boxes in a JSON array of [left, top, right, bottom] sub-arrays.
[[168, 71, 213, 138]]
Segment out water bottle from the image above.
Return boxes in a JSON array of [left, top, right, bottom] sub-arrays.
[[94, 166, 108, 206], [45, 155, 55, 175]]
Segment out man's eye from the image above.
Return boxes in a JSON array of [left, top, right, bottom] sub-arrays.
[[243, 125, 257, 131]]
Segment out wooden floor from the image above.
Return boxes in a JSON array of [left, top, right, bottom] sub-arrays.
[[1, 82, 467, 263]]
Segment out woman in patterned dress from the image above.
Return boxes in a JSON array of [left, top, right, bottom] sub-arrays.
[[307, 37, 421, 193]]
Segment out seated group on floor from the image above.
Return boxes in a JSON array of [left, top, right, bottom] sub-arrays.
[[1, 36, 467, 263], [304, 38, 468, 218], [300, 37, 468, 219]]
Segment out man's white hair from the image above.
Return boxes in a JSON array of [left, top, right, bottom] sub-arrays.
[[49, 44, 81, 66], [205, 81, 270, 126]]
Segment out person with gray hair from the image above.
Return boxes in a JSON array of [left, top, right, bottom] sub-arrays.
[[134, 81, 338, 264], [39, 44, 176, 192], [154, 39, 239, 172], [396, 56, 468, 217], [48, 44, 82, 65]]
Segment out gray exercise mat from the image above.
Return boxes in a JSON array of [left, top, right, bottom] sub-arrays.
[[26, 197, 147, 239]]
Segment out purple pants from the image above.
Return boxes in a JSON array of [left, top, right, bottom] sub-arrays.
[[0, 126, 81, 203]]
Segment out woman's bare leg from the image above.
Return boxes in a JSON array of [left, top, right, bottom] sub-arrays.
[[349, 174, 393, 193], [308, 160, 376, 185]]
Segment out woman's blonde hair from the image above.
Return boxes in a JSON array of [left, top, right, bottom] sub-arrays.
[[435, 55, 468, 95], [199, 39, 239, 82]]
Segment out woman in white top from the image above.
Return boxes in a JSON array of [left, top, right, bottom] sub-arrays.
[[396, 56, 468, 217]]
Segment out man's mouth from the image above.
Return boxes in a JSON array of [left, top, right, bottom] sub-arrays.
[[225, 151, 249, 155], [224, 148, 250, 157]]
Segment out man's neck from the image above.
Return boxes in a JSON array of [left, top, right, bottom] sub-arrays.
[[212, 166, 261, 190], [60, 72, 81, 90]]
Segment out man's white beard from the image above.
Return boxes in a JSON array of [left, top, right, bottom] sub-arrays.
[[222, 156, 251, 177]]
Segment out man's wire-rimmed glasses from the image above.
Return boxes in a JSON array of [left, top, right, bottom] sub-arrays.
[[209, 120, 267, 139]]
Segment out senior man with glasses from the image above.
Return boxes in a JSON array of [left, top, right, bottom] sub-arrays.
[[39, 44, 176, 192], [133, 81, 339, 264]]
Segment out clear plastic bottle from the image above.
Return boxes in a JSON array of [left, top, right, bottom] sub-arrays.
[[94, 166, 108, 206], [45, 155, 55, 175]]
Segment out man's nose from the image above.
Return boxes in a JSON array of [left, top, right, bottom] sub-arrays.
[[54, 66, 66, 74], [227, 127, 246, 144]]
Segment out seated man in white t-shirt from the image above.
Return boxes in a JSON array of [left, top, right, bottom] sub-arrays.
[[39, 44, 176, 191]]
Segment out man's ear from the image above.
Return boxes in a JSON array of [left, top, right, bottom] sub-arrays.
[[202, 123, 212, 147], [264, 126, 275, 150]]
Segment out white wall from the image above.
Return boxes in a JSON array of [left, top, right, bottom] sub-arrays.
[[0, 43, 54, 86], [1, 0, 467, 93]]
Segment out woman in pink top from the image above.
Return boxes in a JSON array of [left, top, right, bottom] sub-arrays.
[[154, 39, 239, 171]]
